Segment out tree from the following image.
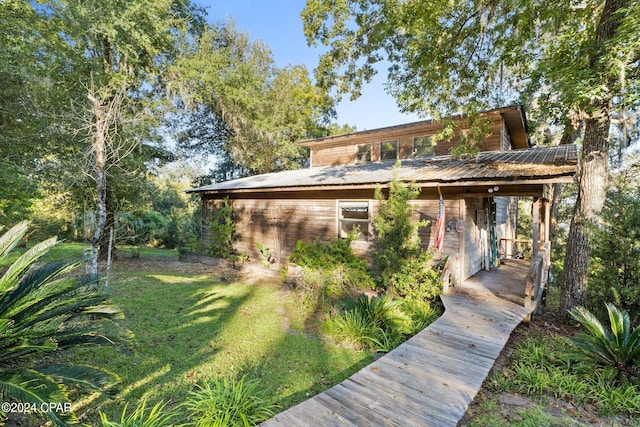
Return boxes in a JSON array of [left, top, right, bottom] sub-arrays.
[[589, 173, 640, 322], [302, 0, 640, 313], [170, 20, 337, 176], [28, 0, 205, 275]]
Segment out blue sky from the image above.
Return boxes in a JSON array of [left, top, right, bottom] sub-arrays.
[[196, 0, 422, 131]]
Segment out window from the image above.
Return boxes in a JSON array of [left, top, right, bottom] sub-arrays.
[[339, 201, 370, 240], [414, 136, 434, 157], [355, 144, 372, 164], [380, 140, 398, 161]]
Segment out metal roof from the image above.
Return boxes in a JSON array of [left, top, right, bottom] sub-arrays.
[[187, 144, 577, 194]]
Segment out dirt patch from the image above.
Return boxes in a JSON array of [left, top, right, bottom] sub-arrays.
[[108, 253, 282, 286]]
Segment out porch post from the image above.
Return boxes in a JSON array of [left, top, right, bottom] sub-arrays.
[[532, 197, 540, 256], [544, 199, 551, 243]]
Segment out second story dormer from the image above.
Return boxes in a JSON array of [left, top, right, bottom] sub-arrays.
[[299, 105, 530, 167]]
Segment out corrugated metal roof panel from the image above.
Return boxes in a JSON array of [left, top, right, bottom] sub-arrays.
[[188, 145, 578, 193]]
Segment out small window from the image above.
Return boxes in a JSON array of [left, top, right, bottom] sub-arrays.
[[339, 201, 369, 240], [414, 136, 434, 157], [355, 144, 372, 164], [380, 140, 398, 161]]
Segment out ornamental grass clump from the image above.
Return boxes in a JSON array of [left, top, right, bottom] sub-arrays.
[[100, 399, 176, 427], [184, 376, 277, 427], [326, 293, 411, 353]]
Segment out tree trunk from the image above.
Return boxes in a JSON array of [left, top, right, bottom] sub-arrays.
[[88, 92, 107, 280], [559, 0, 627, 315], [98, 203, 116, 262], [560, 111, 610, 312]]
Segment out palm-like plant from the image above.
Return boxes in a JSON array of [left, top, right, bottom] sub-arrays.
[[568, 303, 640, 381], [0, 221, 132, 426]]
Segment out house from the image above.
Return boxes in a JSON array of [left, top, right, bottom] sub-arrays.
[[187, 105, 577, 284]]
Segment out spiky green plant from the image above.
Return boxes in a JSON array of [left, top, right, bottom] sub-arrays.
[[341, 293, 410, 333], [183, 376, 277, 427], [568, 303, 640, 381], [100, 399, 177, 427], [0, 221, 131, 426]]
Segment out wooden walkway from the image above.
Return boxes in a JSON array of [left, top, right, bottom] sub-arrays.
[[263, 260, 531, 427]]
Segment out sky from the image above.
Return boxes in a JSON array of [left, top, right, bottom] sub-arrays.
[[196, 0, 423, 131]]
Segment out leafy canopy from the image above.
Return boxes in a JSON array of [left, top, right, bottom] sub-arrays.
[[302, 0, 640, 123]]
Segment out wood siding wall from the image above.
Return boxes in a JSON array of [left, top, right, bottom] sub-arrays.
[[308, 114, 506, 167], [202, 194, 463, 265]]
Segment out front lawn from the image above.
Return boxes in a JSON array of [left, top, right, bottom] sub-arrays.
[[66, 251, 373, 425]]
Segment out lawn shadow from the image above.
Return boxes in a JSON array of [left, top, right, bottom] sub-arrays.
[[79, 271, 257, 421]]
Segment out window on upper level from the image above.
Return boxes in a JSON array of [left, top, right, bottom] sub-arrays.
[[414, 136, 435, 157], [380, 140, 398, 161], [355, 144, 372, 164]]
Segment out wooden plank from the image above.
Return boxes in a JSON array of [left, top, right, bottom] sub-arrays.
[[261, 261, 532, 426], [264, 397, 357, 427], [347, 364, 461, 426]]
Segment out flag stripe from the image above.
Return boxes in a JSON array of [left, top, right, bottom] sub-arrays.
[[435, 195, 446, 252]]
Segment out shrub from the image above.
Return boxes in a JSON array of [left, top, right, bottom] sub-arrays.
[[0, 221, 131, 426], [588, 185, 640, 323], [372, 163, 428, 283], [388, 251, 443, 302], [289, 237, 375, 301], [205, 197, 235, 259], [183, 376, 277, 427], [100, 399, 176, 427], [118, 210, 168, 257], [326, 294, 410, 353], [568, 303, 640, 382]]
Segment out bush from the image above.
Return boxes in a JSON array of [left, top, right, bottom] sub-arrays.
[[588, 185, 640, 323], [489, 332, 640, 417], [388, 250, 443, 302], [205, 197, 235, 259], [183, 376, 277, 427], [290, 237, 375, 302], [568, 303, 640, 383], [118, 210, 168, 257], [326, 294, 410, 353], [372, 163, 428, 283]]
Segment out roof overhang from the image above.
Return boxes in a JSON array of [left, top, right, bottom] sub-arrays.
[[188, 144, 578, 197]]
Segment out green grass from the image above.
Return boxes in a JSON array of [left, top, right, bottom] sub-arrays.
[[63, 249, 372, 424]]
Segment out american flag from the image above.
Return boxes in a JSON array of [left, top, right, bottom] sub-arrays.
[[435, 194, 445, 252]]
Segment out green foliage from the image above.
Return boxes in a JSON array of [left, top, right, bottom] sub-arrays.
[[256, 242, 275, 268], [205, 198, 235, 259], [387, 251, 443, 302], [100, 399, 176, 427], [326, 294, 411, 353], [0, 221, 131, 426], [289, 236, 375, 303], [489, 332, 640, 417], [568, 303, 640, 382], [372, 163, 441, 303], [589, 184, 640, 323], [183, 376, 277, 427], [373, 165, 427, 281], [171, 20, 336, 176], [118, 211, 169, 258]]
